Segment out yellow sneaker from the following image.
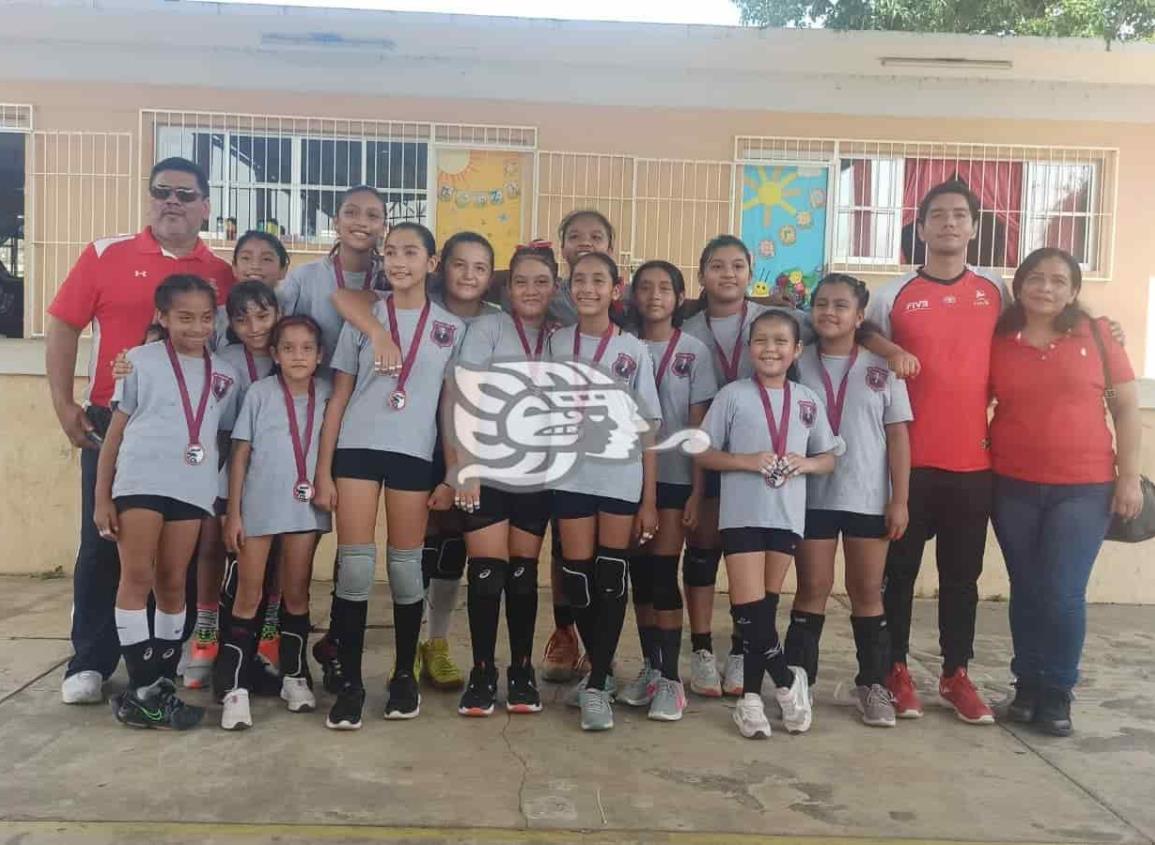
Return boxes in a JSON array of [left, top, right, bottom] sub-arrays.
[[419, 638, 464, 690]]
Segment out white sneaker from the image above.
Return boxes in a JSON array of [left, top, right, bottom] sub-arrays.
[[221, 688, 252, 731], [61, 670, 103, 704], [280, 676, 316, 713], [176, 640, 191, 678], [722, 653, 744, 697], [617, 661, 661, 707], [775, 665, 813, 734], [733, 692, 772, 739], [689, 650, 723, 697], [564, 673, 617, 708]]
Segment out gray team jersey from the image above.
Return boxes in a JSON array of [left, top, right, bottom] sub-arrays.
[[459, 310, 551, 367], [642, 331, 718, 487], [278, 255, 374, 371], [215, 344, 276, 499], [682, 301, 814, 387], [330, 296, 464, 460], [701, 379, 841, 536], [796, 345, 913, 516], [546, 326, 661, 504], [111, 342, 240, 514], [232, 376, 332, 537]]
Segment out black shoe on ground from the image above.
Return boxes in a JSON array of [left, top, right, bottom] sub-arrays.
[[384, 672, 421, 720], [1006, 680, 1039, 724], [458, 665, 498, 717], [506, 664, 543, 714], [313, 635, 344, 695], [325, 685, 365, 731], [112, 678, 205, 731], [249, 653, 282, 697], [1036, 688, 1073, 737]]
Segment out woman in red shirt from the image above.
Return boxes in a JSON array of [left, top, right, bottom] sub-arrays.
[[990, 247, 1142, 737]]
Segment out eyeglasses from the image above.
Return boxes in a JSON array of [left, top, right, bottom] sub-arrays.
[[149, 186, 202, 203]]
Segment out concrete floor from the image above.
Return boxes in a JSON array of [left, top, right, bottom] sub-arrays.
[[1, 576, 1154, 845]]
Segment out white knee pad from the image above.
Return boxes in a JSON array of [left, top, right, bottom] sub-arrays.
[[387, 545, 425, 605], [334, 544, 377, 602]]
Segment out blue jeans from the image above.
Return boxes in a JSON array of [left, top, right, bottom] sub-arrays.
[[991, 475, 1113, 692]]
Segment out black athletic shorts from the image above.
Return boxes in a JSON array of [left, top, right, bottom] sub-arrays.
[[804, 509, 888, 540], [704, 471, 721, 500], [114, 495, 209, 522], [464, 486, 552, 537], [213, 497, 228, 517], [721, 527, 800, 556], [332, 448, 433, 492], [553, 490, 639, 520], [656, 482, 692, 511]]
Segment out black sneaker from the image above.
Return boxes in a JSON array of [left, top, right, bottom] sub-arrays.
[[112, 679, 205, 731], [1036, 688, 1073, 737], [506, 664, 543, 714], [1006, 680, 1039, 724], [458, 666, 498, 717], [384, 672, 421, 720], [325, 685, 365, 731], [313, 635, 344, 695]]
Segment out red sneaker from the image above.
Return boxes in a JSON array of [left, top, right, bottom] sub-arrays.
[[939, 667, 995, 725], [885, 662, 924, 719]]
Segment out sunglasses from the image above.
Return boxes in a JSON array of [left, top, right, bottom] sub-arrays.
[[149, 185, 202, 203]]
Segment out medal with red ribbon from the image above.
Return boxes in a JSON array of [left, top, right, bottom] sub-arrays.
[[754, 379, 791, 488], [243, 347, 259, 383], [164, 339, 212, 466], [653, 329, 682, 390], [384, 294, 431, 411], [572, 322, 615, 365], [513, 314, 547, 361], [706, 301, 747, 383], [278, 374, 317, 502], [817, 347, 858, 435]]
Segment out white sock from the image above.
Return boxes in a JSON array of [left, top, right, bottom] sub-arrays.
[[115, 607, 149, 647], [154, 608, 186, 643], [426, 578, 460, 640]]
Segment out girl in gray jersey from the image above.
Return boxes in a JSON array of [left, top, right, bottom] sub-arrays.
[[216, 315, 332, 730], [449, 243, 560, 716], [697, 309, 840, 740], [617, 261, 717, 722], [94, 275, 240, 731], [546, 252, 661, 732], [788, 274, 912, 728], [314, 223, 464, 731]]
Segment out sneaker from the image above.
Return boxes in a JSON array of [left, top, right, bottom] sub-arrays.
[[221, 688, 252, 731], [257, 624, 280, 669], [542, 626, 580, 683], [176, 640, 191, 678], [648, 677, 687, 722], [183, 636, 217, 690], [885, 662, 924, 719], [61, 670, 103, 705], [939, 668, 995, 725], [506, 664, 543, 714], [855, 684, 897, 728], [564, 674, 618, 708], [419, 638, 465, 691], [689, 650, 723, 698], [733, 692, 772, 739], [325, 686, 365, 731], [1006, 680, 1039, 724], [617, 661, 661, 707], [458, 666, 498, 717], [113, 678, 205, 731], [1036, 688, 1073, 737], [312, 635, 344, 695], [280, 676, 316, 713], [384, 673, 421, 720], [775, 666, 813, 734], [579, 687, 614, 731], [575, 652, 592, 676], [722, 653, 744, 697]]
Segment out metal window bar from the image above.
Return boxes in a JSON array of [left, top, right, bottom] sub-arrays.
[[0, 104, 33, 133]]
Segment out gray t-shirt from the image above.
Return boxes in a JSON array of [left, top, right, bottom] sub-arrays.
[[215, 344, 276, 500], [682, 302, 814, 387], [796, 345, 913, 516], [232, 376, 333, 537], [701, 379, 842, 536], [642, 331, 718, 487], [278, 255, 374, 372], [330, 296, 465, 460], [459, 311, 551, 367], [546, 325, 661, 504], [112, 342, 241, 513]]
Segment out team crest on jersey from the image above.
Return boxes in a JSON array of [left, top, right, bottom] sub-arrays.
[[866, 366, 889, 392], [431, 321, 457, 348], [612, 353, 637, 380], [672, 352, 694, 378], [211, 372, 234, 400], [798, 399, 817, 428]]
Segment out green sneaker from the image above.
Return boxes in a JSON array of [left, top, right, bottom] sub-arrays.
[[419, 638, 464, 690]]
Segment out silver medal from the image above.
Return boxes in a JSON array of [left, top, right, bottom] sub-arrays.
[[294, 481, 315, 503], [388, 389, 407, 411], [184, 443, 206, 466]]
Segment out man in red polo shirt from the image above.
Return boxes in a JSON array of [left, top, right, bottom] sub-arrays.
[[46, 157, 233, 706]]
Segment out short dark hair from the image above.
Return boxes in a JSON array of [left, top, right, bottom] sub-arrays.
[[442, 231, 495, 269], [631, 260, 688, 328], [226, 279, 279, 321], [917, 179, 980, 225], [270, 314, 324, 352], [509, 243, 559, 281], [386, 221, 436, 257], [748, 308, 801, 345], [149, 157, 209, 197], [558, 209, 616, 250], [996, 247, 1088, 335], [233, 230, 289, 269], [571, 250, 620, 281], [154, 273, 216, 313]]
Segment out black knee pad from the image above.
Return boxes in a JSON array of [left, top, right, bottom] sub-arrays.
[[628, 554, 654, 606], [683, 546, 722, 588], [561, 558, 594, 609], [467, 557, 508, 600], [595, 548, 628, 601], [427, 534, 467, 581], [506, 557, 539, 597], [784, 611, 824, 684], [650, 555, 683, 611]]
